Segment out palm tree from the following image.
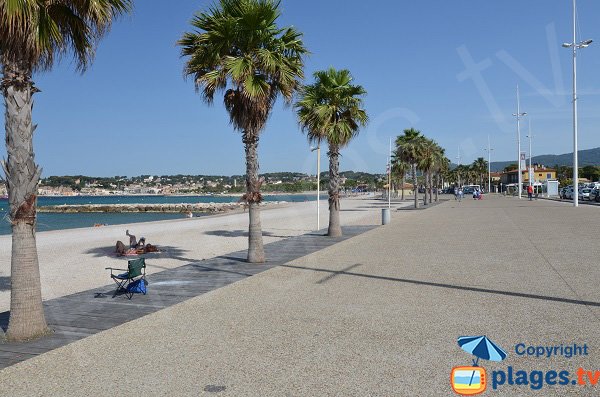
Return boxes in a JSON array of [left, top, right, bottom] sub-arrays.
[[0, 0, 132, 342], [472, 157, 488, 189], [418, 138, 439, 205], [396, 128, 425, 209], [435, 152, 450, 202], [180, 0, 307, 261], [295, 68, 368, 237], [391, 155, 409, 200]]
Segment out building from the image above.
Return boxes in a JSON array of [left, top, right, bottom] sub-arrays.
[[500, 165, 556, 185]]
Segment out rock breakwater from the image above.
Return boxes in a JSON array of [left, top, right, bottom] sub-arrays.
[[37, 202, 285, 213]]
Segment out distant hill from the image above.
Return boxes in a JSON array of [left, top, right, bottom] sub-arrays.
[[489, 147, 600, 172]]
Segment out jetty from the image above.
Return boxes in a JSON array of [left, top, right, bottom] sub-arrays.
[[37, 201, 285, 214]]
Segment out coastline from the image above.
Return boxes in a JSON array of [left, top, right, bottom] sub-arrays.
[[0, 197, 386, 313]]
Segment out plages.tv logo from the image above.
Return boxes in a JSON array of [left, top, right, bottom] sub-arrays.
[[451, 336, 508, 395]]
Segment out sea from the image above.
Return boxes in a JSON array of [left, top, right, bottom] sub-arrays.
[[0, 194, 323, 236]]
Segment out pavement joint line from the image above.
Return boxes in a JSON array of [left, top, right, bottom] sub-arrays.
[[281, 264, 600, 309]]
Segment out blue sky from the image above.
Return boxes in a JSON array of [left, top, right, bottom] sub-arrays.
[[2, 0, 600, 177]]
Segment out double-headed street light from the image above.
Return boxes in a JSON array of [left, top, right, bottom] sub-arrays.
[[562, 0, 593, 207], [310, 145, 321, 230]]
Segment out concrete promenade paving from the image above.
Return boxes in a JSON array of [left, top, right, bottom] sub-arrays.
[[0, 195, 598, 396]]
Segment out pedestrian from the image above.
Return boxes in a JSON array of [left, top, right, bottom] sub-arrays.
[[458, 187, 463, 202], [527, 185, 533, 201]]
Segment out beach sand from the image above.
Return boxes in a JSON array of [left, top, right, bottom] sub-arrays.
[[0, 196, 396, 312]]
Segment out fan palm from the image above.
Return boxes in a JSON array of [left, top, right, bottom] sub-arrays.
[[418, 138, 439, 205], [0, 0, 132, 341], [472, 157, 488, 189], [295, 68, 368, 236], [179, 0, 307, 261], [396, 128, 425, 209], [391, 154, 409, 200], [435, 151, 449, 201]]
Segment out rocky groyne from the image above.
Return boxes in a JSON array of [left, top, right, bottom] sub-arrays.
[[37, 202, 285, 214]]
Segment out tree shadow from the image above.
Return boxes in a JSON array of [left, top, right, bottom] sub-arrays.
[[204, 230, 291, 239], [281, 264, 600, 309], [0, 277, 9, 292], [82, 245, 202, 270]]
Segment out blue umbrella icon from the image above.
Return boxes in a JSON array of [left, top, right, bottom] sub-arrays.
[[458, 336, 507, 386]]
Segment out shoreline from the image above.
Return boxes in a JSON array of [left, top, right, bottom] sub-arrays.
[[0, 198, 388, 313], [36, 201, 287, 213]]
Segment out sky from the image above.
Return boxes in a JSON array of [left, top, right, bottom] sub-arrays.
[[2, 0, 600, 177]]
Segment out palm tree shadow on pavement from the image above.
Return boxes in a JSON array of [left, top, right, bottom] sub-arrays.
[[204, 230, 293, 239], [282, 264, 600, 312]]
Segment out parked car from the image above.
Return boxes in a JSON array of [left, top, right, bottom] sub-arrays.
[[591, 188, 600, 202], [578, 188, 592, 201], [560, 187, 568, 199], [561, 186, 575, 199]]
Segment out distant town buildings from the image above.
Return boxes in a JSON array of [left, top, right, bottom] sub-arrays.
[[500, 164, 557, 185]]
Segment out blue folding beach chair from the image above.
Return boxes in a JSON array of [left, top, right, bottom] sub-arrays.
[[106, 258, 147, 299]]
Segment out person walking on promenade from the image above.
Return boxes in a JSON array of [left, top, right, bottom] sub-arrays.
[[457, 187, 463, 202], [527, 185, 533, 201]]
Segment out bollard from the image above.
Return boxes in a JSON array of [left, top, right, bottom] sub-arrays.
[[382, 208, 391, 225]]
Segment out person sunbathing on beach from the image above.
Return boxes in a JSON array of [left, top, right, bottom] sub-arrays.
[[126, 229, 138, 248]]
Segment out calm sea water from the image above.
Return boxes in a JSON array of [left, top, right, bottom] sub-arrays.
[[0, 194, 322, 235]]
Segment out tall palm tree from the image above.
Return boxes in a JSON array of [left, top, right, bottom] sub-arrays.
[[435, 151, 449, 202], [396, 128, 424, 209], [0, 0, 132, 342], [472, 157, 488, 189], [418, 138, 439, 205], [391, 155, 409, 200], [180, 0, 307, 261], [295, 68, 368, 237]]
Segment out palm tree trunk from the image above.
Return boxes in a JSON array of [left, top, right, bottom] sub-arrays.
[[2, 62, 48, 341], [328, 145, 342, 237], [423, 172, 427, 205], [428, 171, 433, 203], [401, 175, 405, 200], [435, 173, 439, 202], [412, 164, 419, 209], [243, 133, 265, 263]]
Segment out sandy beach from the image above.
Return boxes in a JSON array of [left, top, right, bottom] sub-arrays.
[[0, 196, 397, 313]]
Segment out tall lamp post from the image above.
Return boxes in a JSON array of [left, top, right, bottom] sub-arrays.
[[526, 120, 534, 188], [456, 146, 461, 187], [562, 0, 593, 208], [310, 146, 321, 230], [513, 85, 527, 199], [484, 135, 494, 193]]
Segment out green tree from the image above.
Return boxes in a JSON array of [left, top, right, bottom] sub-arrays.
[[391, 155, 410, 200], [433, 146, 448, 202], [396, 128, 425, 209], [504, 163, 518, 172], [295, 68, 368, 236], [180, 0, 307, 261], [0, 0, 132, 341], [472, 157, 488, 188]]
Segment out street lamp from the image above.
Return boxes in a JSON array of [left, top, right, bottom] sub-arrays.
[[513, 84, 527, 199], [484, 135, 494, 193], [310, 145, 321, 230], [562, 0, 593, 207], [526, 120, 534, 188], [456, 146, 461, 187]]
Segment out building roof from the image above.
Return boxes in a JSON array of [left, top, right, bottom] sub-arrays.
[[503, 168, 556, 174]]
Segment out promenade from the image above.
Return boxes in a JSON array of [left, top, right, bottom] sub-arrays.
[[0, 195, 598, 396]]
